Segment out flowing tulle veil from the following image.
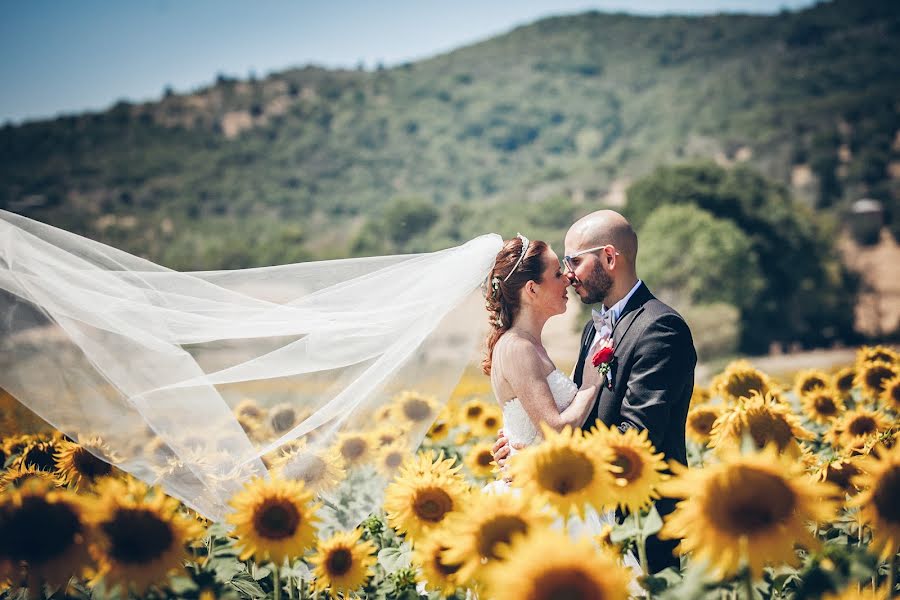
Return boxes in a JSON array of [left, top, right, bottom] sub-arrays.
[[0, 209, 502, 523]]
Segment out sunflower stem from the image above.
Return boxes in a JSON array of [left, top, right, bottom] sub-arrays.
[[743, 569, 754, 600], [889, 554, 897, 599], [272, 562, 282, 600], [633, 510, 650, 598]]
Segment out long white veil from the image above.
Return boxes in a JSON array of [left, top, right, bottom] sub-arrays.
[[0, 209, 501, 522]]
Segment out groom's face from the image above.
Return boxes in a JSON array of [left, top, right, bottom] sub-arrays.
[[568, 258, 613, 305]]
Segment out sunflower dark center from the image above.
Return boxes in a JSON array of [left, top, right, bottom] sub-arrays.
[[6, 495, 82, 564], [813, 395, 837, 416], [341, 438, 367, 461], [825, 463, 860, 493], [692, 412, 718, 435], [326, 547, 353, 576], [23, 445, 57, 471], [403, 399, 432, 422], [413, 488, 453, 522], [102, 507, 174, 564], [712, 466, 796, 535], [612, 448, 642, 484], [433, 545, 462, 576], [477, 451, 494, 467], [801, 377, 827, 394], [837, 372, 855, 392], [379, 433, 396, 446], [872, 465, 900, 524], [484, 416, 499, 429], [73, 447, 113, 479], [270, 408, 297, 433], [890, 384, 900, 405], [538, 451, 594, 496], [253, 499, 300, 540], [385, 452, 404, 469], [848, 416, 877, 437], [531, 568, 604, 600], [727, 376, 767, 401], [747, 412, 793, 451], [466, 406, 483, 419], [430, 423, 447, 435], [865, 366, 893, 393], [478, 515, 528, 560]]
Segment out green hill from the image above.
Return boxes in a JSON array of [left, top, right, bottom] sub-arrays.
[[1, 0, 899, 269]]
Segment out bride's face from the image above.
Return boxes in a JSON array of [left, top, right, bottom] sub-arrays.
[[529, 247, 569, 317]]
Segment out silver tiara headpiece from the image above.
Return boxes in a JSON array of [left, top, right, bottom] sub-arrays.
[[503, 233, 530, 282]]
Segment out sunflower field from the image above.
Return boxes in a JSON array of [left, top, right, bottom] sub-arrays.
[[0, 346, 898, 599]]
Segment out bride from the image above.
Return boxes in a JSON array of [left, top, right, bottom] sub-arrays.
[[481, 234, 602, 471]]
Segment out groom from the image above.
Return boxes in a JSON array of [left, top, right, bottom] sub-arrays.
[[494, 209, 696, 574], [566, 209, 695, 573]]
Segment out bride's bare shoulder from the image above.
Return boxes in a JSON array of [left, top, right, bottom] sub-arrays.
[[495, 332, 543, 368]]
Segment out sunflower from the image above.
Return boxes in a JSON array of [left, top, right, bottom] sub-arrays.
[[465, 442, 497, 479], [460, 398, 489, 429], [880, 376, 900, 412], [88, 478, 202, 594], [793, 369, 830, 398], [384, 468, 470, 543], [55, 436, 118, 489], [690, 386, 711, 406], [508, 425, 612, 519], [714, 360, 773, 403], [482, 527, 631, 600], [475, 406, 503, 438], [850, 443, 900, 560], [374, 403, 395, 424], [855, 361, 898, 403], [829, 407, 892, 451], [833, 367, 857, 400], [13, 439, 60, 472], [273, 447, 346, 495], [372, 426, 407, 448], [0, 480, 94, 588], [589, 423, 669, 514], [234, 397, 266, 421], [709, 391, 814, 457], [309, 528, 376, 595], [376, 441, 409, 476], [268, 402, 300, 435], [334, 431, 376, 468], [856, 345, 899, 368], [686, 404, 723, 445], [659, 446, 837, 579], [394, 391, 439, 426], [815, 455, 864, 498], [0, 464, 61, 492], [426, 420, 450, 442], [442, 492, 553, 585], [397, 449, 463, 480], [2, 433, 36, 457], [226, 477, 320, 565], [801, 388, 846, 425], [146, 437, 177, 462], [412, 532, 465, 597]]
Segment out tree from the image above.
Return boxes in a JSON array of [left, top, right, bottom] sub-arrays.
[[381, 197, 440, 245], [626, 162, 857, 352]]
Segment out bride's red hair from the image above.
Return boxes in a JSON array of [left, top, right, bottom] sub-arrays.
[[482, 238, 547, 375]]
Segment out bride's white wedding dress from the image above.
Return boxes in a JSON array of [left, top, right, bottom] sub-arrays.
[[483, 368, 643, 588]]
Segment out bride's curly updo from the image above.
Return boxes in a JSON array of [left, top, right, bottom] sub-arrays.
[[482, 236, 548, 375]]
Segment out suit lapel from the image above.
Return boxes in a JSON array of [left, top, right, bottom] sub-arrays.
[[612, 282, 653, 348]]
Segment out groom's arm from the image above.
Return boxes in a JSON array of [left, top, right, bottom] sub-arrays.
[[618, 313, 695, 453]]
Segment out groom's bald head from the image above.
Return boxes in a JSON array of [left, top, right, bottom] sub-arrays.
[[566, 210, 638, 267]]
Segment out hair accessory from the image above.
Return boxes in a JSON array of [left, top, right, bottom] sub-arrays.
[[503, 233, 530, 282]]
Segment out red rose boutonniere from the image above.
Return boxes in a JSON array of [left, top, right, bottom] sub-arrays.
[[591, 338, 615, 383]]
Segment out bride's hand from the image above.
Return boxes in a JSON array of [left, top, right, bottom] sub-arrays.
[[580, 361, 603, 391]]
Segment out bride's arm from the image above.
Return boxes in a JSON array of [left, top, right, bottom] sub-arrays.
[[501, 337, 598, 432]]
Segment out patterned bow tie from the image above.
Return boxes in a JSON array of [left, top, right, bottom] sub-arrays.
[[591, 308, 614, 338]]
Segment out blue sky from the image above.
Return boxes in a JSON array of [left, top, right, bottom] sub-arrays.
[[2, 0, 818, 124]]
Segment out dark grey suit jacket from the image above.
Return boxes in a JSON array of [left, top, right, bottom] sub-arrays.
[[573, 282, 696, 572]]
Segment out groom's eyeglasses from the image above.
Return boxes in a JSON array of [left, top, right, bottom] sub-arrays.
[[563, 245, 620, 273]]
